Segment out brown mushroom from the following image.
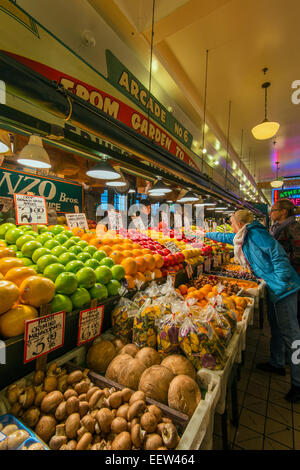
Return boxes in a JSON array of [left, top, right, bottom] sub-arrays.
[[156, 422, 166, 437], [34, 391, 47, 407], [44, 376, 58, 393], [55, 401, 67, 421], [10, 402, 22, 417], [78, 393, 87, 402], [57, 374, 68, 393], [121, 388, 133, 402], [108, 391, 123, 409], [6, 385, 22, 405], [96, 408, 113, 434], [33, 370, 45, 386], [89, 390, 105, 410], [65, 413, 81, 439], [144, 433, 163, 450], [41, 391, 64, 414], [66, 396, 80, 415], [64, 440, 77, 450], [78, 401, 90, 418], [116, 404, 129, 420], [127, 400, 146, 421], [81, 415, 96, 433], [111, 431, 132, 450], [67, 370, 83, 385], [76, 432, 92, 450], [111, 417, 128, 434], [64, 389, 78, 400], [131, 423, 146, 449], [162, 423, 179, 449], [35, 415, 57, 443], [49, 424, 67, 450], [147, 405, 162, 423], [129, 391, 145, 405], [86, 386, 100, 402], [140, 412, 157, 433], [19, 386, 36, 409], [22, 407, 40, 428], [74, 380, 90, 395]]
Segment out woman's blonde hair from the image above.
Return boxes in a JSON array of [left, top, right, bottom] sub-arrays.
[[231, 209, 254, 226]]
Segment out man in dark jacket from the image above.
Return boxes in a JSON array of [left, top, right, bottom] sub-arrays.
[[269, 199, 300, 275]]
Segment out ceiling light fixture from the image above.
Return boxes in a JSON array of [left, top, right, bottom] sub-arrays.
[[202, 196, 216, 206], [86, 155, 120, 180], [270, 161, 284, 188], [0, 130, 10, 154], [18, 135, 51, 169], [148, 176, 172, 194], [106, 180, 127, 187], [252, 73, 280, 140], [177, 188, 199, 203]]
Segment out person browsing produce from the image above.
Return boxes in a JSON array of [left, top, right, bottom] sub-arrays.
[[203, 209, 300, 402]]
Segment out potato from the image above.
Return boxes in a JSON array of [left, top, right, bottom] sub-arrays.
[[138, 366, 175, 404], [160, 355, 197, 380], [86, 340, 116, 374], [167, 375, 201, 417]]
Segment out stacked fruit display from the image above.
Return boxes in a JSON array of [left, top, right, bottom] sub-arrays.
[[0, 223, 125, 317], [0, 243, 56, 338], [215, 263, 257, 281]]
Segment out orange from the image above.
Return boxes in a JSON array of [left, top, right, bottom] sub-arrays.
[[89, 238, 102, 249], [110, 251, 124, 265], [132, 243, 142, 250], [178, 284, 188, 295], [121, 257, 137, 275], [144, 254, 156, 271], [186, 292, 198, 299], [187, 287, 196, 293], [19, 275, 56, 308], [101, 245, 113, 256], [125, 275, 135, 290], [135, 256, 147, 273], [154, 269, 162, 279], [122, 250, 133, 258], [144, 270, 153, 282], [0, 280, 20, 315], [0, 247, 16, 259], [142, 248, 152, 255], [202, 284, 213, 293], [0, 258, 24, 276], [81, 232, 94, 242], [101, 237, 114, 246], [122, 243, 134, 251], [72, 227, 85, 237], [132, 249, 142, 257], [112, 244, 124, 252], [153, 254, 164, 269], [5, 266, 37, 287]]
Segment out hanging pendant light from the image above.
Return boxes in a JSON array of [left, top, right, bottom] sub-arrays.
[[177, 188, 199, 203], [0, 130, 11, 154], [148, 176, 172, 194], [202, 195, 216, 206], [252, 81, 280, 140], [106, 180, 127, 187], [270, 161, 284, 188], [86, 154, 120, 180], [215, 201, 228, 211], [18, 135, 51, 169]]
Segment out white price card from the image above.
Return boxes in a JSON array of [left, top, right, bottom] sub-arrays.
[[197, 264, 204, 277], [186, 263, 193, 279], [14, 194, 48, 225], [213, 254, 219, 267], [204, 257, 211, 273], [165, 241, 180, 254], [77, 305, 104, 346], [66, 213, 89, 230], [24, 311, 65, 364]]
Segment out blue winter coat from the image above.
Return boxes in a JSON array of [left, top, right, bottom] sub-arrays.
[[206, 220, 300, 303]]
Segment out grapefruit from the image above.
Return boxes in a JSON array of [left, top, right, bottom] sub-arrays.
[[0, 280, 20, 314], [0, 257, 24, 276], [19, 275, 56, 307]]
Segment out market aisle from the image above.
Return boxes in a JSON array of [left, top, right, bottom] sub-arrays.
[[213, 313, 300, 450]]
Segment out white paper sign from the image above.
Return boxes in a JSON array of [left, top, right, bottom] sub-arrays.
[[77, 306, 104, 346], [165, 241, 180, 254], [66, 213, 88, 230], [14, 194, 48, 225], [24, 311, 65, 363]]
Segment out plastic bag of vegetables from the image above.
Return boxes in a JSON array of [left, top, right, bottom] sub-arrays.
[[111, 297, 139, 342]]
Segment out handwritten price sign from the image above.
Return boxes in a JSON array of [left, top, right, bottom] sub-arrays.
[[77, 306, 104, 346], [24, 311, 65, 363], [66, 213, 88, 230], [14, 194, 48, 225]]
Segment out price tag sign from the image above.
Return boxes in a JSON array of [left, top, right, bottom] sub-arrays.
[[77, 305, 104, 346], [197, 264, 203, 277], [186, 263, 193, 279], [165, 241, 180, 254], [213, 254, 219, 268], [218, 253, 222, 265], [24, 311, 65, 363], [66, 213, 88, 230], [14, 194, 48, 225]]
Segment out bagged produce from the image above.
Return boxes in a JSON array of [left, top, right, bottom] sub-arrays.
[[132, 299, 160, 348], [133, 282, 160, 308], [178, 315, 226, 370], [111, 297, 139, 342], [202, 304, 232, 347], [157, 313, 181, 357]]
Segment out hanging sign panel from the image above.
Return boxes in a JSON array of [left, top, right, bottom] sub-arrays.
[[14, 193, 48, 225]]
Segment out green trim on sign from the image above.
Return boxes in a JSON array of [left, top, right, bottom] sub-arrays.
[[0, 0, 39, 37]]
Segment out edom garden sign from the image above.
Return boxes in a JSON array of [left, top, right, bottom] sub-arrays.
[[0, 168, 83, 213]]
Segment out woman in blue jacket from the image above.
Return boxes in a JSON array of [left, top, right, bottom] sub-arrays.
[[204, 209, 300, 402]]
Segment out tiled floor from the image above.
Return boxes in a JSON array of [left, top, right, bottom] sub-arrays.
[[212, 311, 300, 450]]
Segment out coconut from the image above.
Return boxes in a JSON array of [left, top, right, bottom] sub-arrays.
[[160, 354, 197, 380], [135, 347, 161, 368], [86, 340, 116, 374], [117, 358, 146, 390], [167, 375, 201, 417], [105, 354, 133, 382], [138, 366, 175, 405]]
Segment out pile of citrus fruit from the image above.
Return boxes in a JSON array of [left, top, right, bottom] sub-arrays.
[[0, 223, 126, 317]]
